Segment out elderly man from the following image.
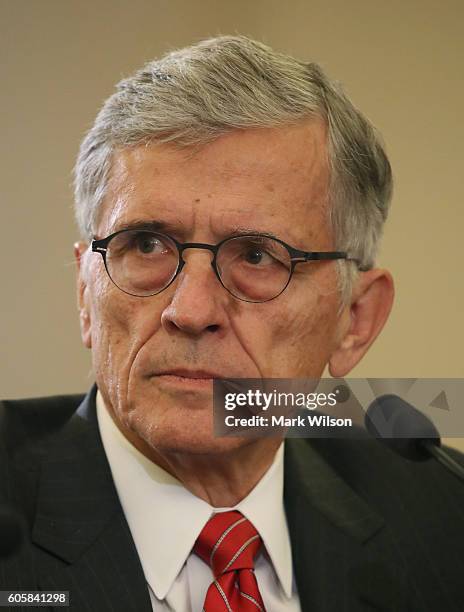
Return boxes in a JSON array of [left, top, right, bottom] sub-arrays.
[[1, 36, 463, 612]]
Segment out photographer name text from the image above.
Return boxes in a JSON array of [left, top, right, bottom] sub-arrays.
[[224, 414, 353, 427]]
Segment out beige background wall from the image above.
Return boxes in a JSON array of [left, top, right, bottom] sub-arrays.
[[1, 1, 463, 443]]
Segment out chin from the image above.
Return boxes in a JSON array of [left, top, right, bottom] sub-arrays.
[[156, 435, 254, 457], [128, 407, 254, 457]]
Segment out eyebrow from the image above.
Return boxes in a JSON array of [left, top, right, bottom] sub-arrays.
[[113, 219, 178, 234], [228, 225, 281, 240], [112, 219, 281, 242]]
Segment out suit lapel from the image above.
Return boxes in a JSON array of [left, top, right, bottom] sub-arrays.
[[32, 387, 152, 611], [29, 389, 407, 611], [284, 439, 407, 611]]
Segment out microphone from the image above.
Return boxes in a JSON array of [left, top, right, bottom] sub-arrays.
[[365, 394, 464, 483], [0, 503, 24, 558]]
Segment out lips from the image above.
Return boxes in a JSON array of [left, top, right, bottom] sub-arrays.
[[155, 369, 225, 379]]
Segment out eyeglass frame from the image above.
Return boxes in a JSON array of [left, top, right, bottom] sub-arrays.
[[91, 228, 362, 303]]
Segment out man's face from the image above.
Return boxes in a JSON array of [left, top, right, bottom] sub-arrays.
[[78, 119, 347, 455]]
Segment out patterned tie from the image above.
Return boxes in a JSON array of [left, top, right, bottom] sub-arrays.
[[193, 510, 267, 611]]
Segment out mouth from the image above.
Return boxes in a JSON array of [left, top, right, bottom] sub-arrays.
[[151, 369, 223, 391], [156, 369, 223, 379]]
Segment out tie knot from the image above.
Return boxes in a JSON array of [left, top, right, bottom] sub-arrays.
[[194, 510, 263, 578]]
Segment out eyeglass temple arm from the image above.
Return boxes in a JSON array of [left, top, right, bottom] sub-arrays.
[[292, 251, 366, 271], [92, 237, 108, 250]]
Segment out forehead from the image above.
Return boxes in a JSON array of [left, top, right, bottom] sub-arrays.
[[99, 119, 331, 247]]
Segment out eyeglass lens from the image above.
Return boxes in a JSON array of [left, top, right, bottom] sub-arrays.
[[103, 230, 293, 302]]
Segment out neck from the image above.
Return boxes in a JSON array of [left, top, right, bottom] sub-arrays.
[[105, 398, 282, 506], [151, 439, 283, 507]]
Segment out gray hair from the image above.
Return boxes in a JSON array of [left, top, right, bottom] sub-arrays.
[[74, 35, 392, 303]]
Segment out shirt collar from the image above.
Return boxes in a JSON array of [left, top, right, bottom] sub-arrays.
[[96, 390, 293, 599], [234, 443, 293, 597]]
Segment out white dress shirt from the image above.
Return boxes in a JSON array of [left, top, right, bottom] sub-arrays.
[[96, 391, 301, 611]]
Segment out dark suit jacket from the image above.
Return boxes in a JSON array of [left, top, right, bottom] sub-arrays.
[[1, 386, 464, 612]]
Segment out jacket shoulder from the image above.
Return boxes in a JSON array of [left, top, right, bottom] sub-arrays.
[[294, 434, 464, 523], [0, 393, 85, 455]]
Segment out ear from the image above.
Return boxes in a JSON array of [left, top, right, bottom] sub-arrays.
[[74, 242, 92, 349], [328, 269, 394, 377]]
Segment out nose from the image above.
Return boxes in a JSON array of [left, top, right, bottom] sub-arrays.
[[160, 249, 228, 336]]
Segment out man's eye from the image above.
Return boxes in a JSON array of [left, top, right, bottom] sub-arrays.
[[133, 233, 164, 254], [243, 247, 272, 265]]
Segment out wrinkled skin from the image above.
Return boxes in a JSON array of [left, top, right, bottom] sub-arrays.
[[75, 119, 393, 504]]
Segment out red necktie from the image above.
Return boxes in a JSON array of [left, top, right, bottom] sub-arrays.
[[194, 510, 267, 611]]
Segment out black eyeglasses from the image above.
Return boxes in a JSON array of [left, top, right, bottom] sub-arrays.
[[91, 229, 360, 303]]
